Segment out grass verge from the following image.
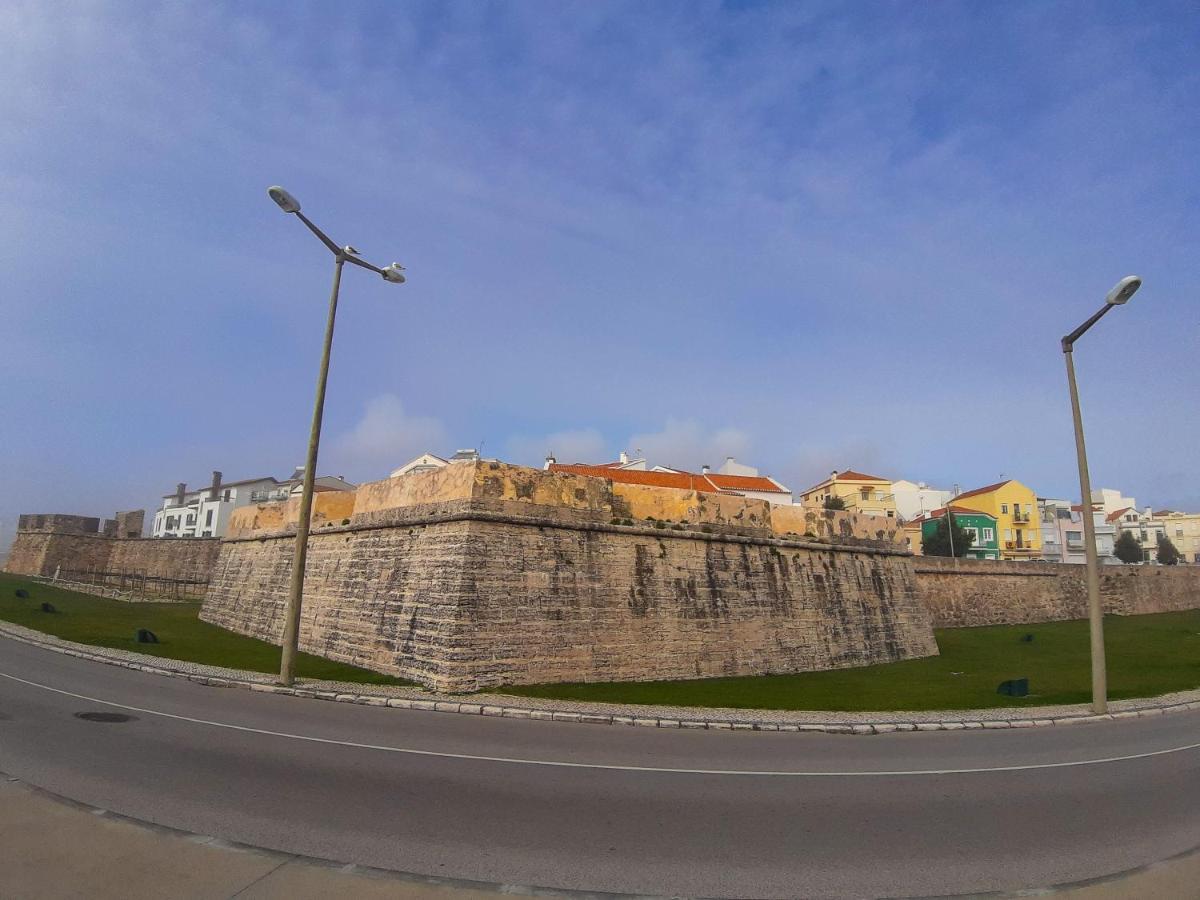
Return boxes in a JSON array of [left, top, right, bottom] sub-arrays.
[[502, 611, 1200, 711], [0, 572, 408, 686]]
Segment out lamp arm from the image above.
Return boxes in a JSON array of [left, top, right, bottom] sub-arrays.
[[1062, 303, 1113, 352], [293, 211, 344, 256]]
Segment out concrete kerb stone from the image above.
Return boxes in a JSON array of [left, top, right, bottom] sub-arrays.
[[2, 620, 1199, 737]]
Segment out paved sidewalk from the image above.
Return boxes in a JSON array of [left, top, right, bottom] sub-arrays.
[[0, 778, 503, 900], [3, 775, 1196, 899]]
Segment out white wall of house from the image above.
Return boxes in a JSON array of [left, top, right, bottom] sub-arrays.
[[891, 480, 955, 521]]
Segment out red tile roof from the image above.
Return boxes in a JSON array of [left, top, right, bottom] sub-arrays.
[[703, 473, 789, 494], [1106, 507, 1133, 523], [549, 464, 720, 493], [910, 505, 994, 524], [548, 464, 789, 496], [832, 470, 889, 483], [949, 480, 1013, 502]]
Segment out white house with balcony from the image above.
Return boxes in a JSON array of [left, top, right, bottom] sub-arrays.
[[152, 469, 355, 538]]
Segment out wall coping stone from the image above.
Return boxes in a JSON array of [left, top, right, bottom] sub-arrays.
[[3, 618, 1198, 737]]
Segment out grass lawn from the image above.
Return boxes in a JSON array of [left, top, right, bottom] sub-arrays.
[[0, 572, 408, 686], [502, 611, 1200, 711]]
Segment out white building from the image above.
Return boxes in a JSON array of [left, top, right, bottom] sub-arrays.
[[890, 479, 956, 522], [1106, 506, 1167, 562], [152, 469, 355, 538], [1091, 487, 1137, 517], [1038, 498, 1117, 564], [391, 449, 489, 478]]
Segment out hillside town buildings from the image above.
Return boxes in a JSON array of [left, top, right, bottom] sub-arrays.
[[798, 470, 897, 517], [152, 469, 355, 538]]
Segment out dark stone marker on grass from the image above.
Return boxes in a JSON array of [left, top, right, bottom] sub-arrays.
[[136, 628, 159, 644], [15, 588, 29, 599], [40, 602, 56, 613], [997, 678, 1029, 697], [1020, 633, 1035, 642]]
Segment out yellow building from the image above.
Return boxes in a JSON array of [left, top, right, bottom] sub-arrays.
[[1153, 511, 1200, 564], [799, 469, 897, 518], [949, 480, 1041, 559]]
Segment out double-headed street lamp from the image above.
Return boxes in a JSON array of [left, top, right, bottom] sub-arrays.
[[1062, 274, 1141, 714], [267, 186, 406, 686]]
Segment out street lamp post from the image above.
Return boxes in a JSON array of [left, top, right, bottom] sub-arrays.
[[267, 186, 406, 686], [1061, 275, 1141, 714]]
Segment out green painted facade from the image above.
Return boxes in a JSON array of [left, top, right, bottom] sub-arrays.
[[920, 510, 1000, 560]]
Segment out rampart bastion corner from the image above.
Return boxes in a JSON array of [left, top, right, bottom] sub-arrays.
[[200, 460, 939, 692]]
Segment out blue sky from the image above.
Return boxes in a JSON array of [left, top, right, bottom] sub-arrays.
[[2, 0, 1197, 544]]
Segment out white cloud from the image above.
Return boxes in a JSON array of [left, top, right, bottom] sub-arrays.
[[328, 394, 448, 481], [506, 428, 608, 467], [626, 419, 752, 472]]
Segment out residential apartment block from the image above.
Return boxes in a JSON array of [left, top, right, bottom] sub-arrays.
[[545, 455, 793, 504], [1155, 511, 1200, 563], [948, 480, 1041, 559], [798, 470, 896, 517], [908, 505, 1000, 560], [152, 469, 355, 538], [1038, 498, 1117, 565]]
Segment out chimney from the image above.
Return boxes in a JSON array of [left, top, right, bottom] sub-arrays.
[[544, 453, 556, 470], [701, 464, 710, 475], [830, 470, 838, 481], [619, 450, 629, 465], [209, 470, 222, 500], [175, 483, 186, 506]]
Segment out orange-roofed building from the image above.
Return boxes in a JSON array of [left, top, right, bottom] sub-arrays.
[[798, 469, 897, 518], [947, 479, 1041, 560], [546, 455, 792, 504]]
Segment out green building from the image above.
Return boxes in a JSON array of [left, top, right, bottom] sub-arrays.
[[918, 505, 1000, 560]]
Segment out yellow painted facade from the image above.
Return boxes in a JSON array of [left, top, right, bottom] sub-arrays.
[[950, 480, 1041, 559], [798, 471, 897, 518], [1155, 512, 1200, 564]]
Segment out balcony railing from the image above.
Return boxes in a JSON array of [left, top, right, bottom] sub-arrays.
[[1011, 511, 1031, 523]]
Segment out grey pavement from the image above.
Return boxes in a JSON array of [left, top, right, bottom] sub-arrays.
[[2, 635, 1199, 898]]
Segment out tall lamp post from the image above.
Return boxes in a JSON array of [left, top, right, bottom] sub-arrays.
[[266, 186, 406, 686], [1062, 275, 1141, 714]]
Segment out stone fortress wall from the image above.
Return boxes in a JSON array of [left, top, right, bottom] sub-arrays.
[[4, 512, 220, 590], [201, 461, 937, 691], [9, 464, 1200, 690], [914, 556, 1200, 627]]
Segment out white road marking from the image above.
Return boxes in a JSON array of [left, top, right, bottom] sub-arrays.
[[3, 670, 1198, 777]]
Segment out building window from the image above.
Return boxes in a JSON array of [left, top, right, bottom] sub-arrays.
[[1001, 504, 1009, 514], [860, 487, 871, 500], [982, 528, 994, 542], [1005, 529, 1012, 540], [206, 510, 214, 527], [224, 489, 231, 501]]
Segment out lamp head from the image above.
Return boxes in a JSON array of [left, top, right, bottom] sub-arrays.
[[267, 186, 301, 214], [382, 263, 406, 284], [1105, 275, 1141, 306]]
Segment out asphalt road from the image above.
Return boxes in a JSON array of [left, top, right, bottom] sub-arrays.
[[2, 635, 1199, 899]]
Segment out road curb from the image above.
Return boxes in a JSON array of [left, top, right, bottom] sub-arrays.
[[3, 622, 1198, 736]]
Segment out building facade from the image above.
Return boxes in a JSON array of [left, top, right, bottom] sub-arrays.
[[1038, 498, 1117, 564], [1106, 506, 1166, 563], [799, 470, 897, 518], [152, 469, 355, 539], [890, 479, 955, 522], [948, 480, 1041, 560], [1153, 511, 1200, 563], [911, 506, 1000, 560]]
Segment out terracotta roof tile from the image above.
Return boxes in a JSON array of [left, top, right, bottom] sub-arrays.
[[949, 480, 1013, 502], [833, 470, 889, 483], [1106, 507, 1133, 523], [704, 473, 789, 493], [549, 464, 720, 493]]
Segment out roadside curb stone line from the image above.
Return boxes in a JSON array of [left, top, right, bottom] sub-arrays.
[[3, 620, 1200, 737]]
